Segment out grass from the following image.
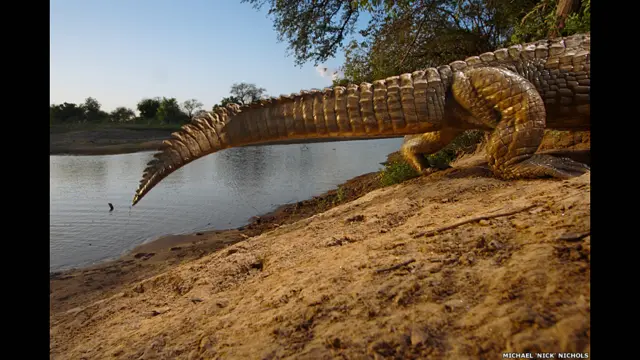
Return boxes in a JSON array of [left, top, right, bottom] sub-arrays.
[[335, 186, 347, 203], [425, 130, 485, 167], [378, 160, 420, 187]]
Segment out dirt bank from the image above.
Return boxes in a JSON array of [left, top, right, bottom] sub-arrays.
[[50, 128, 173, 155], [50, 130, 590, 359]]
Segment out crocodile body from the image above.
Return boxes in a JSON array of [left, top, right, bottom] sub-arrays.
[[132, 33, 590, 206]]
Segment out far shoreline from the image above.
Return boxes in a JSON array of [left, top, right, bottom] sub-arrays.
[[50, 141, 164, 156]]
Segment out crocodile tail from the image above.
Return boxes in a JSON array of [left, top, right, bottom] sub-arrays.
[[133, 72, 448, 206]]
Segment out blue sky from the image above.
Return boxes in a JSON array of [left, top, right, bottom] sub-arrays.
[[50, 0, 368, 113]]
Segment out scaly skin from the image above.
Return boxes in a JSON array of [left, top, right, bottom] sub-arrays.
[[132, 33, 590, 206]]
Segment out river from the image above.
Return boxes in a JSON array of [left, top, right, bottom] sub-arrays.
[[50, 138, 404, 271]]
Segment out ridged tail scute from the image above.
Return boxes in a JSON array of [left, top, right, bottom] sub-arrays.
[[133, 105, 237, 206], [132, 75, 449, 206]]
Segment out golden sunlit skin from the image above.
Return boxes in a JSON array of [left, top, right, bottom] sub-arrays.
[[132, 33, 590, 206]]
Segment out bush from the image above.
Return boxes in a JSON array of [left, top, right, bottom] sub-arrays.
[[378, 160, 420, 187], [378, 130, 485, 187], [510, 0, 590, 44]]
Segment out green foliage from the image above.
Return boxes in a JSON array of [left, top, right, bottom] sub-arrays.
[[563, 0, 590, 34], [50, 102, 85, 124], [51, 96, 201, 126], [50, 97, 109, 124], [137, 98, 162, 120], [377, 129, 484, 187], [242, 0, 362, 66], [229, 83, 267, 105], [510, 0, 590, 43], [109, 107, 136, 123], [83, 97, 107, 122], [51, 83, 267, 127], [251, 0, 587, 87], [156, 97, 189, 124], [335, 0, 543, 85], [212, 83, 268, 109], [214, 96, 241, 110], [425, 130, 485, 167], [335, 185, 347, 204], [378, 159, 419, 187]]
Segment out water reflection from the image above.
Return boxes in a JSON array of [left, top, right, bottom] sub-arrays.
[[50, 138, 404, 271], [50, 155, 109, 189], [215, 145, 273, 193], [295, 144, 315, 196]]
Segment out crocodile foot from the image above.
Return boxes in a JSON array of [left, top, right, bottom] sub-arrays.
[[498, 154, 590, 179]]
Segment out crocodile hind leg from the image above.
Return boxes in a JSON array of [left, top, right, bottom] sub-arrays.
[[452, 67, 589, 180], [400, 128, 465, 173]]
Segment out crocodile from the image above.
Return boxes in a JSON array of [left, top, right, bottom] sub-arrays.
[[132, 32, 590, 206]]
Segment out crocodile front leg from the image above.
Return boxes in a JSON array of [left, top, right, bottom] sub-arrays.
[[452, 67, 589, 179], [400, 128, 465, 172]]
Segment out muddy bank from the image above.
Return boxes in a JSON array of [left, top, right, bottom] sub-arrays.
[[50, 128, 172, 155]]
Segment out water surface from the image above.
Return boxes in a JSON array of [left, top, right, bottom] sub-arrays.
[[50, 138, 404, 271]]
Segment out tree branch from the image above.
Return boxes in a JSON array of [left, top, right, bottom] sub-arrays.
[[412, 204, 539, 238]]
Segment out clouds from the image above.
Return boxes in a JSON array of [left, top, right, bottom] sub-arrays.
[[315, 65, 344, 81]]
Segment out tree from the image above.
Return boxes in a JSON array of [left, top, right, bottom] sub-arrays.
[[157, 97, 189, 124], [83, 97, 108, 122], [229, 83, 267, 105], [334, 0, 549, 85], [83, 97, 100, 114], [242, 0, 361, 66], [137, 97, 162, 120], [50, 102, 85, 123], [182, 99, 203, 120], [246, 0, 588, 87], [214, 95, 241, 109], [109, 107, 136, 123], [194, 109, 208, 118]]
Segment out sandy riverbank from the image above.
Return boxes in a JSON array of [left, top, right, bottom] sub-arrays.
[[50, 130, 590, 359]]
